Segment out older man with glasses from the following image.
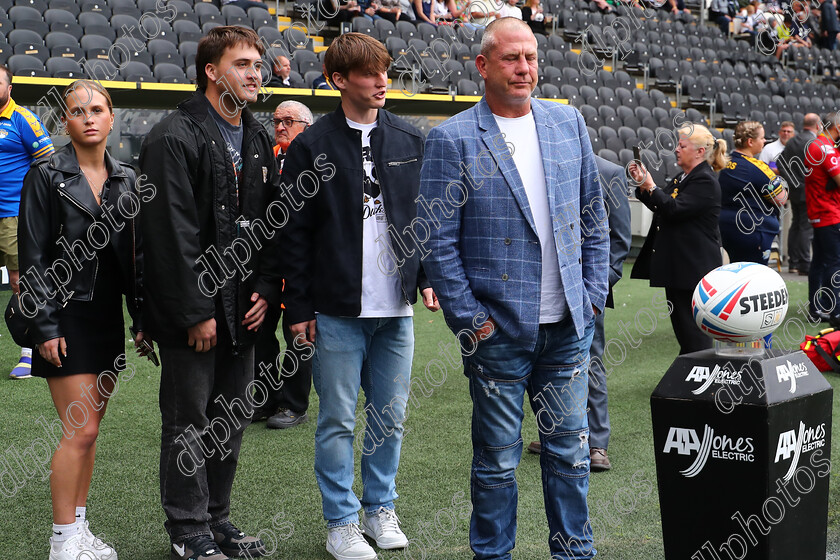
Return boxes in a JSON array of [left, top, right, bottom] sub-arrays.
[[253, 100, 317, 429]]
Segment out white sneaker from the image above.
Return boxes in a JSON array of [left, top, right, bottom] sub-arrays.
[[49, 532, 97, 560], [326, 523, 377, 560], [80, 521, 118, 559], [360, 507, 408, 550]]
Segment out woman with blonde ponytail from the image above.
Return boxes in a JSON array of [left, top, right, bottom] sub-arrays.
[[718, 120, 788, 265], [629, 123, 725, 355]]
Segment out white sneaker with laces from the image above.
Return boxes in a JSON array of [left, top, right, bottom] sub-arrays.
[[81, 521, 118, 559], [326, 523, 377, 560], [49, 532, 97, 560], [361, 507, 408, 550]]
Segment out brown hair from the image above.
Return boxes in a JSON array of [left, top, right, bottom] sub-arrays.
[[324, 32, 391, 80], [733, 120, 764, 149], [196, 26, 265, 89], [62, 79, 113, 115], [780, 121, 795, 130]]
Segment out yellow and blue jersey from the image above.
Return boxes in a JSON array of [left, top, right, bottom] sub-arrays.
[[0, 98, 54, 217], [719, 150, 780, 233]]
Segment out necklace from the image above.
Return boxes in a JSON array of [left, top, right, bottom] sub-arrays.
[[80, 166, 106, 200]]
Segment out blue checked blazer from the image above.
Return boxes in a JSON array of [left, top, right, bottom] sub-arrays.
[[419, 97, 610, 350]]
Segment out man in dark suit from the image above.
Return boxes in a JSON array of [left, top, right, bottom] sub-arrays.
[[528, 156, 631, 472], [420, 18, 609, 560], [777, 113, 819, 275], [267, 55, 293, 87]]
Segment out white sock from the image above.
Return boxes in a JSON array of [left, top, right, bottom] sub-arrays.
[[20, 348, 32, 358], [51, 522, 78, 550], [75, 506, 86, 523]]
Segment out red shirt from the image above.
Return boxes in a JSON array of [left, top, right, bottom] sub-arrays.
[[805, 134, 840, 227]]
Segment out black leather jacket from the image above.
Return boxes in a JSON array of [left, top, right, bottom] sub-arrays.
[[138, 91, 283, 350], [18, 143, 143, 344]]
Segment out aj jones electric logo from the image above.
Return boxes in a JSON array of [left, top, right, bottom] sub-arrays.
[[685, 365, 742, 395], [775, 360, 809, 394], [663, 425, 755, 478], [775, 421, 826, 481]]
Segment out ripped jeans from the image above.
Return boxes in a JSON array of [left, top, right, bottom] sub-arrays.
[[465, 315, 596, 560]]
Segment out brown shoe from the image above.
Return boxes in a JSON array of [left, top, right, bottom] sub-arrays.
[[590, 448, 611, 472], [527, 441, 542, 454]]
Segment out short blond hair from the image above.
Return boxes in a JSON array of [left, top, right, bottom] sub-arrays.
[[679, 123, 729, 172]]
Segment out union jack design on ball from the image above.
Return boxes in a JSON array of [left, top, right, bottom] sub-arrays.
[[694, 279, 752, 340]]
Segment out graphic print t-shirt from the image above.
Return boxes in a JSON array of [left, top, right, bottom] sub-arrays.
[[346, 118, 412, 318], [208, 106, 243, 203]]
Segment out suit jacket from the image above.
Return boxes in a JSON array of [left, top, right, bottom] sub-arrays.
[[595, 156, 632, 308], [419, 97, 609, 350], [631, 160, 722, 291], [777, 130, 817, 202]]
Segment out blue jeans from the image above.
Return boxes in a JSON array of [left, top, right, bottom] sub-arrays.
[[312, 314, 414, 527], [465, 316, 596, 560]]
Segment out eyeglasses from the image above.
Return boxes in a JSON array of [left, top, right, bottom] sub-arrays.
[[274, 118, 308, 128]]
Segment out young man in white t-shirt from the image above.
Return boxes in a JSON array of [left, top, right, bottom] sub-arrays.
[[279, 32, 439, 560]]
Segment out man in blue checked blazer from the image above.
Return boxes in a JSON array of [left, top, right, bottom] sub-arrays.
[[419, 18, 609, 560]]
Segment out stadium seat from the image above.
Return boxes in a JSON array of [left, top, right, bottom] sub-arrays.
[[44, 31, 78, 50], [303, 69, 321, 88], [249, 7, 273, 29], [395, 21, 417, 42], [47, 0, 79, 14], [193, 2, 221, 17], [120, 60, 155, 82], [7, 53, 45, 75], [80, 33, 114, 51], [50, 44, 84, 59], [179, 40, 198, 67], [154, 62, 188, 83], [457, 79, 479, 95], [598, 148, 619, 165], [173, 18, 202, 37], [81, 2, 111, 17], [46, 56, 84, 78]]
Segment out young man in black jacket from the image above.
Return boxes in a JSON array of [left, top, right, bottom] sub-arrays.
[[139, 26, 281, 560], [280, 32, 438, 560]]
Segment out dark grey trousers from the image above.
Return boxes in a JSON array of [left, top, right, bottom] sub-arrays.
[[158, 330, 255, 541], [587, 309, 610, 450]]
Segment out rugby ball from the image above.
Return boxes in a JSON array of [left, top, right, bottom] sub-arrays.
[[692, 262, 789, 342]]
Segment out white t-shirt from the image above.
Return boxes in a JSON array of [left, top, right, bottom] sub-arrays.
[[759, 138, 785, 168], [467, 0, 502, 25], [346, 118, 413, 318], [493, 112, 566, 323], [498, 3, 522, 18]]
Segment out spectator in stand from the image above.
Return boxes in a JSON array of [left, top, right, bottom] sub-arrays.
[[0, 65, 54, 380], [313, 65, 337, 89], [319, 0, 360, 24], [252, 101, 315, 431], [718, 121, 788, 266], [466, 0, 502, 26], [591, 0, 614, 13], [759, 120, 795, 170], [522, 0, 550, 34], [709, 0, 733, 34], [267, 55, 293, 87], [434, 0, 455, 22], [358, 0, 383, 21], [222, 0, 269, 10], [664, 0, 690, 14], [497, 0, 523, 18], [414, 0, 437, 24], [803, 112, 840, 326], [630, 124, 728, 355], [777, 113, 819, 275], [819, 0, 840, 49], [785, 11, 812, 48], [398, 0, 417, 19], [377, 0, 412, 21]]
